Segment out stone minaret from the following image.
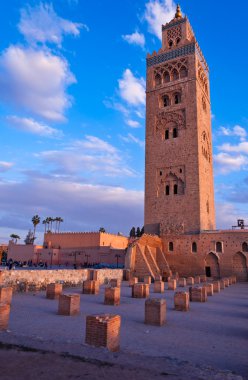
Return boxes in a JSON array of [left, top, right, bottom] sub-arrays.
[[144, 5, 215, 235]]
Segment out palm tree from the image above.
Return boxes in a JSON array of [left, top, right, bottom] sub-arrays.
[[32, 215, 40, 240], [10, 234, 20, 244], [57, 217, 64, 232], [47, 217, 53, 232], [42, 219, 47, 234]]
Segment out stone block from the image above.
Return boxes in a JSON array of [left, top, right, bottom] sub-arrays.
[[174, 291, 190, 311], [144, 275, 152, 285], [205, 283, 214, 296], [109, 279, 121, 288], [154, 281, 164, 293], [200, 275, 207, 283], [0, 303, 10, 330], [224, 278, 229, 287], [168, 279, 177, 290], [82, 280, 99, 295], [123, 269, 131, 281], [190, 286, 207, 302], [187, 277, 194, 286], [58, 294, 80, 316], [155, 275, 162, 281], [129, 277, 138, 287], [145, 298, 166, 326], [213, 281, 220, 293], [194, 276, 201, 284], [104, 287, 120, 306], [85, 314, 121, 352], [133, 283, 150, 298], [46, 283, 62, 300], [220, 279, 225, 290], [179, 278, 186, 287], [0, 287, 13, 305]]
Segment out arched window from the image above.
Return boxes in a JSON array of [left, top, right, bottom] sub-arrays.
[[176, 38, 181, 45], [165, 185, 170, 196], [165, 130, 169, 140], [169, 242, 174, 251], [169, 40, 173, 48], [172, 69, 179, 81], [163, 95, 170, 107], [173, 128, 178, 138], [163, 71, 170, 83], [242, 242, 248, 252], [180, 66, 188, 78], [174, 184, 178, 195], [192, 242, 197, 253], [174, 92, 181, 104], [216, 242, 223, 253], [155, 74, 161, 86]]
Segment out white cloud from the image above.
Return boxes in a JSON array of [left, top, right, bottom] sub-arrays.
[[215, 202, 245, 230], [38, 135, 137, 178], [126, 119, 141, 128], [219, 125, 247, 142], [122, 31, 145, 48], [7, 115, 63, 138], [217, 142, 248, 154], [0, 46, 76, 121], [0, 162, 14, 173], [18, 3, 88, 46], [118, 69, 145, 106], [120, 133, 145, 148], [214, 152, 247, 174], [144, 0, 176, 40]]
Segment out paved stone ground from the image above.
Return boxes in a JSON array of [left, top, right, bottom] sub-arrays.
[[0, 282, 247, 379]]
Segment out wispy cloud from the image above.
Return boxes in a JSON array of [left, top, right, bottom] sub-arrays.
[[217, 142, 248, 155], [144, 0, 176, 40], [126, 119, 141, 128], [18, 2, 88, 47], [0, 161, 14, 173], [120, 133, 145, 148], [219, 125, 247, 142], [122, 31, 145, 48], [7, 115, 63, 138]]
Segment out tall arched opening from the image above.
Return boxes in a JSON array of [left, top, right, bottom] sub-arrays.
[[205, 252, 220, 278], [232, 252, 248, 282]]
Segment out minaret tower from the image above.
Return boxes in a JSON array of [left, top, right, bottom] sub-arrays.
[[144, 5, 215, 235]]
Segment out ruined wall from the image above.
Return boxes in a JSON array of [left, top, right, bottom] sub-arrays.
[[0, 269, 123, 291]]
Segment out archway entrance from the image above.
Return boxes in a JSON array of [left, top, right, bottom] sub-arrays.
[[232, 252, 248, 282], [205, 252, 220, 278]]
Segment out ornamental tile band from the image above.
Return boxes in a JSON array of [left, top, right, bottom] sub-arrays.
[[147, 43, 195, 67]]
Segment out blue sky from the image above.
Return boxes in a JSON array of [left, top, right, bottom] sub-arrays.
[[0, 0, 248, 243]]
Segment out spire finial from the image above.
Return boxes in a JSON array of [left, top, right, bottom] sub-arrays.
[[175, 4, 182, 19]]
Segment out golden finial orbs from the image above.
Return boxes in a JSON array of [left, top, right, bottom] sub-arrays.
[[175, 4, 182, 19]]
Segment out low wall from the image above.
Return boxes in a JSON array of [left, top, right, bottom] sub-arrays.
[[0, 269, 123, 292]]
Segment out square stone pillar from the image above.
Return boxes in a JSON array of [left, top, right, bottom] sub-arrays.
[[0, 287, 13, 305], [144, 275, 151, 285], [174, 291, 190, 311], [155, 275, 162, 281], [104, 287, 120, 306], [129, 277, 138, 287], [109, 279, 121, 288], [213, 281, 220, 293], [220, 279, 225, 290], [0, 303, 10, 330], [200, 275, 207, 283], [190, 287, 207, 302], [82, 280, 99, 295], [224, 278, 229, 287], [46, 283, 63, 300], [145, 298, 166, 326], [168, 279, 177, 290], [85, 314, 121, 352], [154, 281, 164, 293], [123, 269, 131, 281], [205, 283, 214, 296], [133, 283, 149, 298], [194, 276, 201, 284], [58, 294, 80, 316], [179, 278, 186, 287], [187, 277, 194, 286]]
